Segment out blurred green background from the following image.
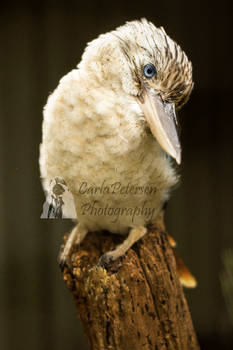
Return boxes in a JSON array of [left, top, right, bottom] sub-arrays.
[[0, 1, 232, 349]]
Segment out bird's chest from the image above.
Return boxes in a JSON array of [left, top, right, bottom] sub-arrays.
[[68, 132, 174, 233], [71, 131, 159, 200]]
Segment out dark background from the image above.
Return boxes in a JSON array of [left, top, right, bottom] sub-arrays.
[[0, 1, 233, 349]]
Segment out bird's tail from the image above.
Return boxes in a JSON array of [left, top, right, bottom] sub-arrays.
[[167, 234, 197, 288]]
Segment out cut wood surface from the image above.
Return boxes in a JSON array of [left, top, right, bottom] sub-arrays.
[[63, 216, 200, 350]]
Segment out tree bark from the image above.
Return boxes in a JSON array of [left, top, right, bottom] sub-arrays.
[[62, 216, 200, 350]]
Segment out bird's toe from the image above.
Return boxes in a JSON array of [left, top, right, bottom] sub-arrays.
[[97, 252, 122, 272], [98, 253, 114, 268], [58, 246, 72, 272], [59, 257, 68, 272]]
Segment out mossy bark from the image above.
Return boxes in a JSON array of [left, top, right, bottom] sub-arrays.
[[63, 217, 200, 350]]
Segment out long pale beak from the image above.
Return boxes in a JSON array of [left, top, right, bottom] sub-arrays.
[[138, 88, 181, 164]]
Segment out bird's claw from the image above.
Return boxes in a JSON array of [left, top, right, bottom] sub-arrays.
[[59, 258, 68, 272], [98, 253, 114, 268], [59, 255, 73, 272], [58, 244, 72, 272], [97, 253, 122, 273]]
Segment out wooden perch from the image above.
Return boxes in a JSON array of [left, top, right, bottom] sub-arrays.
[[63, 216, 200, 350]]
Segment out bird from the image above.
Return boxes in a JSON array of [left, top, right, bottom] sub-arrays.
[[39, 18, 196, 287]]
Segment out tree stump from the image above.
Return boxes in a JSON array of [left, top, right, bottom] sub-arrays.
[[63, 216, 200, 350]]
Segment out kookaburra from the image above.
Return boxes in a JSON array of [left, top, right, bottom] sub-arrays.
[[40, 19, 195, 287]]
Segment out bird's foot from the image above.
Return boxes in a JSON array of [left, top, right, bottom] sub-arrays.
[[98, 226, 147, 270], [59, 223, 88, 272], [58, 243, 72, 272], [98, 253, 114, 268], [98, 252, 122, 272], [59, 256, 71, 272]]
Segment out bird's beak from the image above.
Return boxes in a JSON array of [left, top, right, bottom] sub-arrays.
[[138, 88, 181, 164]]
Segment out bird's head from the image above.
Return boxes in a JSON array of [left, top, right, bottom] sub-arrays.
[[79, 19, 193, 164]]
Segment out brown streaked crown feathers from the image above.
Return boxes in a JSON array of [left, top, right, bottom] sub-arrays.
[[113, 18, 193, 109]]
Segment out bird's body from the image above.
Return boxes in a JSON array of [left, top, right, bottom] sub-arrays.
[[40, 68, 177, 234], [40, 19, 194, 277]]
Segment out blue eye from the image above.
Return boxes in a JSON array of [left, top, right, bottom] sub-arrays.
[[143, 64, 157, 78]]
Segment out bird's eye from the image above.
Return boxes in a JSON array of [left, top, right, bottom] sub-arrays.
[[143, 64, 157, 79]]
